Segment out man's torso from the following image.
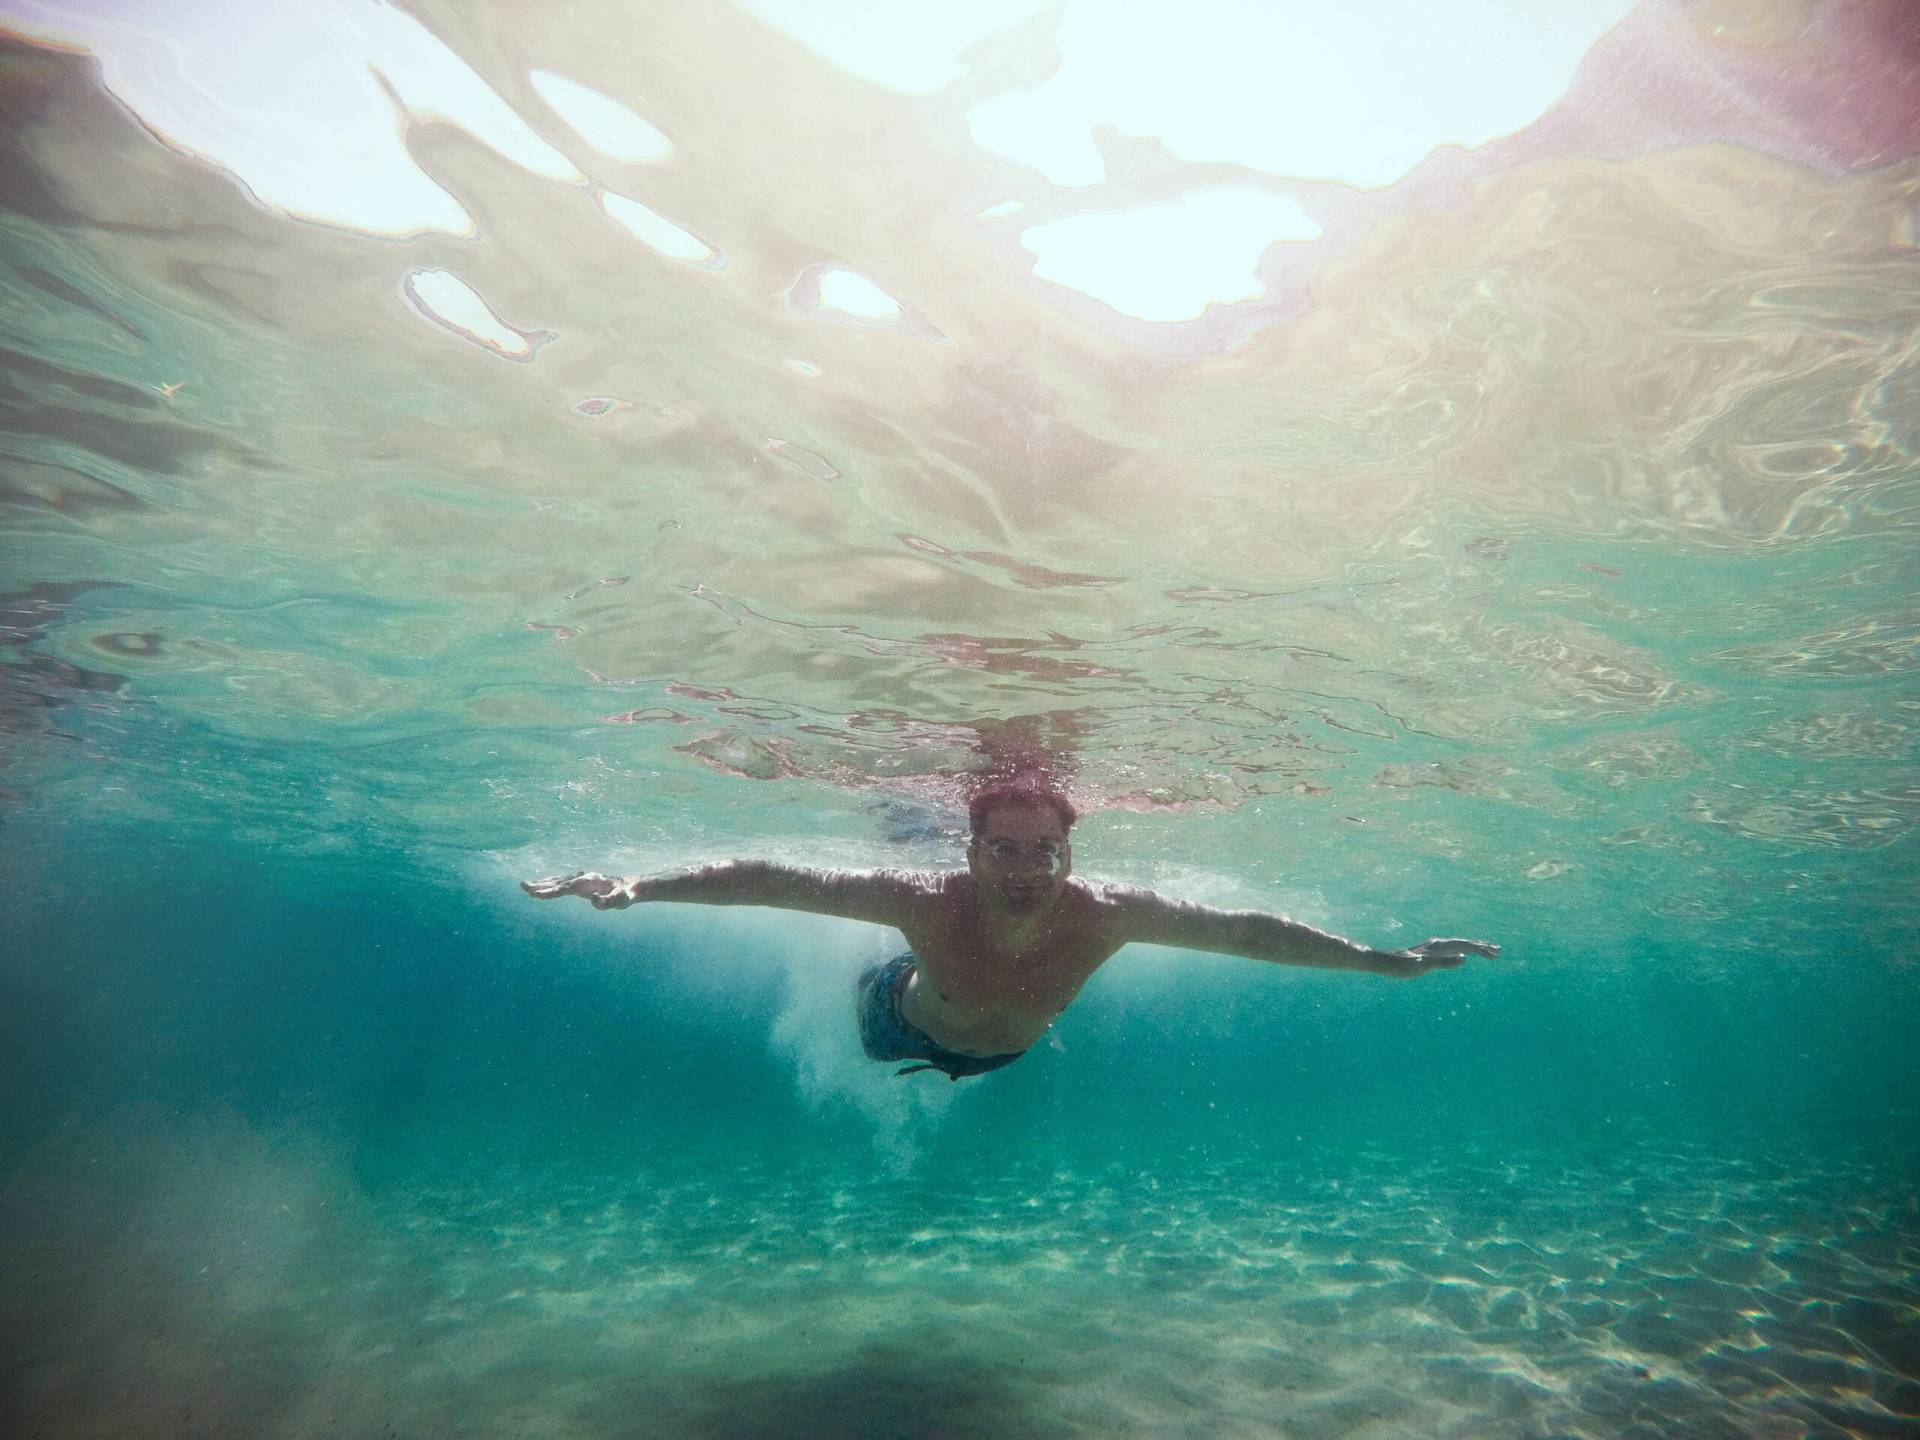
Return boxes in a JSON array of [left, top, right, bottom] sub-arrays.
[[893, 875, 1124, 1056]]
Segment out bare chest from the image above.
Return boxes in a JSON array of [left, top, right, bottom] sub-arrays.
[[897, 903, 1114, 1019]]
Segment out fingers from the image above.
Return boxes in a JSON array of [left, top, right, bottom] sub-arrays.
[[1426, 937, 1501, 959], [522, 871, 593, 900], [1390, 938, 1502, 975]]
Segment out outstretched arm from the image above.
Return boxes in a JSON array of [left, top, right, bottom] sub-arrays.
[[1101, 885, 1499, 979], [522, 861, 928, 928]]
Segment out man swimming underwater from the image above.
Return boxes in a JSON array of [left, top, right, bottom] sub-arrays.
[[522, 779, 1500, 1081]]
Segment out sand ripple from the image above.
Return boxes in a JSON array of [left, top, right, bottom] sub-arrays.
[[5, 1127, 1914, 1438]]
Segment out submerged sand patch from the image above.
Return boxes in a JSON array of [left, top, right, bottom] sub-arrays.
[[2, 1120, 1914, 1438]]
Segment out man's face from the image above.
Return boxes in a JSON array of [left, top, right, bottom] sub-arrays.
[[968, 800, 1072, 917]]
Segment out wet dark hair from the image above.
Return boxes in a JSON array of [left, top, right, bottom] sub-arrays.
[[967, 779, 1078, 838]]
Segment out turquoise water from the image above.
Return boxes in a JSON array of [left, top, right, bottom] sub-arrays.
[[4, 4, 1919, 1436]]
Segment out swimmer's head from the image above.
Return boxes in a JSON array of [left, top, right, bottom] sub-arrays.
[[966, 779, 1076, 914], [966, 779, 1078, 840]]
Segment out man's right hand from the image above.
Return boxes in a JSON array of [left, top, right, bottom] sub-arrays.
[[1372, 937, 1501, 978], [521, 872, 637, 909]]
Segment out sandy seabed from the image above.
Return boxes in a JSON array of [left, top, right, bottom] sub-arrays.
[[3, 1124, 1915, 1440]]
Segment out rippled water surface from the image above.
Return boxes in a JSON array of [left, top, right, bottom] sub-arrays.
[[2, 2, 1917, 1437]]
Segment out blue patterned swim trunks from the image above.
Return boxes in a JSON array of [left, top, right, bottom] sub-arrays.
[[856, 952, 1025, 1081]]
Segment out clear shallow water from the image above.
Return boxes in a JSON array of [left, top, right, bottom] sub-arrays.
[[2, 2, 1918, 1436], [7, 1119, 1916, 1439]]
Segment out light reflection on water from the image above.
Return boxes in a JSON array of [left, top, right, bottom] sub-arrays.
[[0, 1, 1916, 970]]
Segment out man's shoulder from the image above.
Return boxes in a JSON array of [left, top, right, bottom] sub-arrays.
[[1070, 876, 1160, 909], [877, 866, 966, 904], [1060, 877, 1163, 935]]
